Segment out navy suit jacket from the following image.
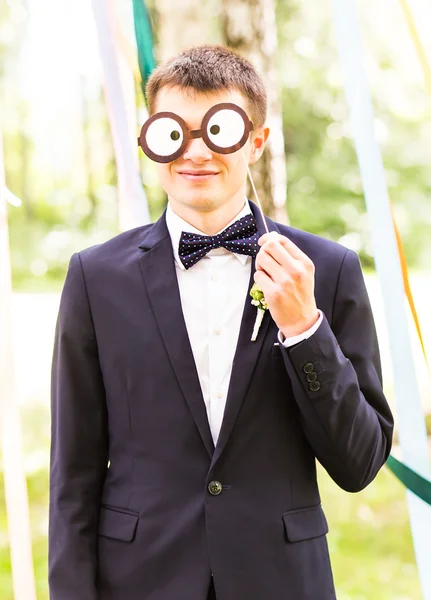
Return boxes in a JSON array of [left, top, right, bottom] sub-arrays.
[[49, 201, 393, 600]]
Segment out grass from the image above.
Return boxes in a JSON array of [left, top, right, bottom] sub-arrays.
[[321, 466, 420, 600], [1, 271, 430, 599], [0, 407, 423, 600]]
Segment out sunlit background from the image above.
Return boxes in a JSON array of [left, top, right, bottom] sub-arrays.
[[1, 0, 430, 598]]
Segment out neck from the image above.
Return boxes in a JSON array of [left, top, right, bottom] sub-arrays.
[[168, 192, 247, 235]]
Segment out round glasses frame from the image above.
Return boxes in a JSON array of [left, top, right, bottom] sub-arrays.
[[137, 102, 254, 164]]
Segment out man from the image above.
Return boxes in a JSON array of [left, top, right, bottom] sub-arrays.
[[49, 44, 393, 600]]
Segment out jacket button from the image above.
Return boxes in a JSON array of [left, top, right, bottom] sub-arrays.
[[306, 372, 317, 382], [303, 362, 314, 373], [208, 481, 223, 496], [309, 381, 321, 392]]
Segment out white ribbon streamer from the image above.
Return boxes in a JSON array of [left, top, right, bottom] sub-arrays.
[[0, 134, 37, 600], [91, 0, 150, 230], [330, 1, 431, 596]]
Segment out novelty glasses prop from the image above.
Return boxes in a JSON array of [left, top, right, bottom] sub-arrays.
[[138, 102, 252, 162], [137, 102, 269, 232]]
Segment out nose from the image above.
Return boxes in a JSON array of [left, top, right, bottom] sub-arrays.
[[182, 135, 212, 162]]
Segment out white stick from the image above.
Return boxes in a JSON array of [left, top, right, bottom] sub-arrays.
[[242, 149, 269, 234], [0, 134, 37, 600]]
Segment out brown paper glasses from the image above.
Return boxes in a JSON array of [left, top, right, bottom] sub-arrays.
[[137, 102, 254, 163]]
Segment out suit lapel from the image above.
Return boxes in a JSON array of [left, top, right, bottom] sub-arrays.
[[138, 212, 214, 457], [211, 202, 280, 464]]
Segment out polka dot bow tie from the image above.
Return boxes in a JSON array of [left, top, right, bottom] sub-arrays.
[[178, 214, 260, 270]]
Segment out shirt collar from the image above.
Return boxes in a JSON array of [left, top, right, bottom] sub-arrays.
[[166, 199, 253, 270]]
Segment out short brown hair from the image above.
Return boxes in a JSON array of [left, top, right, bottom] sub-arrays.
[[145, 44, 267, 128]]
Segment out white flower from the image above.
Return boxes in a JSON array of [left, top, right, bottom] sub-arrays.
[[249, 283, 268, 342], [251, 308, 266, 342]]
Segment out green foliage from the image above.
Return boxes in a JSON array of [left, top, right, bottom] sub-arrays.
[[1, 0, 430, 284], [275, 0, 431, 269], [321, 464, 421, 599], [7, 189, 120, 290], [0, 405, 422, 599]]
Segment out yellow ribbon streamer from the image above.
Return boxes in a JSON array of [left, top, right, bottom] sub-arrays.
[[399, 0, 431, 96], [396, 0, 431, 375], [115, 28, 142, 84], [391, 202, 430, 375]]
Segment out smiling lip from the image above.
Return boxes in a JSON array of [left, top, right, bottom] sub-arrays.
[[178, 170, 219, 181]]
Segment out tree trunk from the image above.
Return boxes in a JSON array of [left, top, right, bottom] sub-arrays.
[[0, 132, 37, 600], [220, 0, 288, 222], [153, 0, 215, 63], [80, 75, 98, 228]]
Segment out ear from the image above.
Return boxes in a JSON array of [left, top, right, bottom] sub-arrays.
[[248, 126, 270, 164]]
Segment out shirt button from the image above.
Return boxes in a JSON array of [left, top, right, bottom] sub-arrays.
[[208, 481, 223, 495], [210, 273, 218, 281], [216, 392, 223, 399], [214, 328, 221, 336]]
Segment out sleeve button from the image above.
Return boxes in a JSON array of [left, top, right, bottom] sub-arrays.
[[306, 372, 318, 382], [309, 381, 321, 392], [303, 362, 314, 373]]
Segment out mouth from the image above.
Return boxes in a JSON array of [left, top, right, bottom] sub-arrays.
[[177, 170, 220, 182]]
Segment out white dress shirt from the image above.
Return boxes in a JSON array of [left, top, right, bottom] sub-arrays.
[[166, 199, 322, 444]]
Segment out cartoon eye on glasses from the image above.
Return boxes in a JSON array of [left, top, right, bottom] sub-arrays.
[[137, 102, 254, 163]]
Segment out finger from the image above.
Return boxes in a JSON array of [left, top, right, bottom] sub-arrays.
[[259, 238, 296, 270], [276, 236, 311, 264], [259, 232, 311, 264], [256, 246, 287, 282], [258, 231, 280, 246], [253, 268, 276, 293]]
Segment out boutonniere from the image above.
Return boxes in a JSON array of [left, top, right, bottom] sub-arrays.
[[250, 282, 269, 341]]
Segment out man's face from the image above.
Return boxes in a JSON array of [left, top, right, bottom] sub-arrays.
[[151, 86, 267, 216]]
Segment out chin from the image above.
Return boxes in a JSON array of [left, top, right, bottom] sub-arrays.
[[174, 192, 222, 212]]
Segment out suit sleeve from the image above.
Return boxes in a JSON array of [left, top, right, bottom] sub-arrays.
[[280, 248, 394, 492], [49, 252, 108, 599]]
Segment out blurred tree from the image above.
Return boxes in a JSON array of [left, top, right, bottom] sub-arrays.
[[152, 0, 216, 63], [0, 0, 429, 288], [0, 1, 34, 220], [141, 0, 219, 218], [275, 0, 431, 269], [16, 102, 33, 219], [220, 0, 288, 223], [79, 74, 98, 229]]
